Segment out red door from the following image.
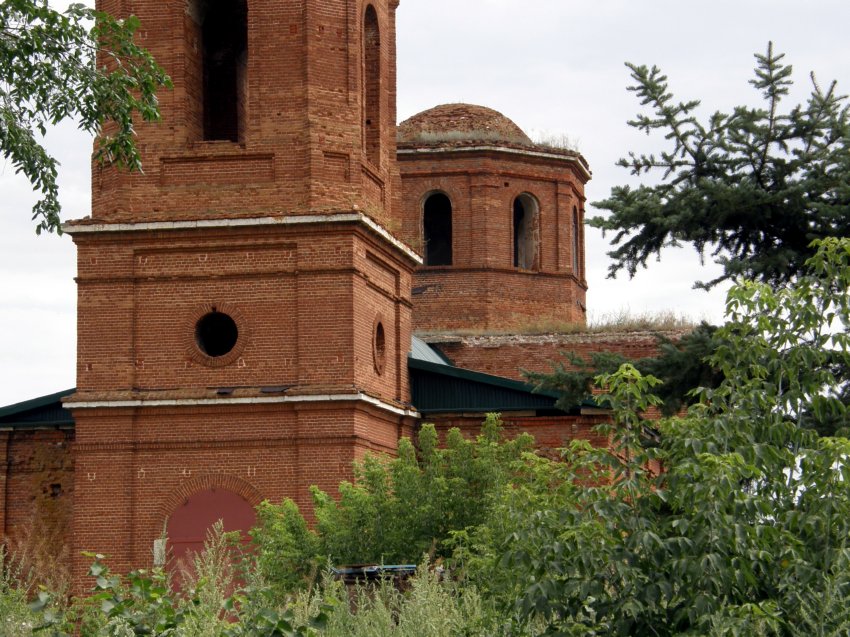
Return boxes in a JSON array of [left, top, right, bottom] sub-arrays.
[[167, 488, 256, 568]]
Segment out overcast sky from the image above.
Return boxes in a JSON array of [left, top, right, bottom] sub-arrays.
[[1, 0, 848, 406]]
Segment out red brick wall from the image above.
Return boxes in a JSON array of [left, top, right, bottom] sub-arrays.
[[0, 432, 6, 542], [70, 401, 414, 588], [0, 429, 74, 562], [91, 0, 402, 230], [427, 330, 689, 382], [71, 222, 413, 406], [412, 268, 583, 333]]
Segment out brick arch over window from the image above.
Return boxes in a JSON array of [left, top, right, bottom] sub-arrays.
[[363, 5, 381, 164], [513, 193, 539, 270], [422, 191, 453, 266]]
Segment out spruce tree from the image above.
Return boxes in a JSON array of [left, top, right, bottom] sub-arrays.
[[592, 43, 850, 289], [534, 45, 850, 432]]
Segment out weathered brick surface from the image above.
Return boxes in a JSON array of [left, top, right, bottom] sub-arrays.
[[0, 429, 74, 561], [70, 402, 410, 582], [89, 0, 401, 230], [426, 331, 688, 382]]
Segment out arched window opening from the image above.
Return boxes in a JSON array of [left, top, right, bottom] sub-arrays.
[[513, 194, 539, 270], [423, 193, 453, 266], [572, 206, 580, 274], [363, 6, 381, 164], [201, 0, 248, 142]]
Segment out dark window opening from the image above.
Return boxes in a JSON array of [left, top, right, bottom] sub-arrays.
[[363, 6, 381, 164], [423, 193, 453, 266], [373, 320, 386, 374], [196, 311, 239, 357], [572, 206, 580, 275], [48, 483, 63, 499], [202, 0, 248, 141], [513, 194, 538, 270]]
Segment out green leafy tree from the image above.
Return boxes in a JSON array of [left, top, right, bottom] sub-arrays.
[[591, 43, 850, 289], [251, 417, 536, 593], [1, 0, 170, 233], [471, 239, 850, 635]]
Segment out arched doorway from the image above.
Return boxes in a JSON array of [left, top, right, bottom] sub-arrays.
[[166, 487, 256, 569]]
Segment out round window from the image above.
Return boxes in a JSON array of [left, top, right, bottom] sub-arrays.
[[373, 319, 386, 375], [195, 311, 239, 358]]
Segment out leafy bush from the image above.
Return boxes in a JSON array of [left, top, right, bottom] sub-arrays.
[[464, 239, 850, 635], [252, 416, 535, 594], [253, 499, 322, 597]]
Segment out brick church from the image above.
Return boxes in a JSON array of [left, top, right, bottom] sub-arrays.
[[0, 0, 673, 586]]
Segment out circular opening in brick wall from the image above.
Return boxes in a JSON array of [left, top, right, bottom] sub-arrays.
[[196, 311, 239, 358], [373, 319, 386, 375]]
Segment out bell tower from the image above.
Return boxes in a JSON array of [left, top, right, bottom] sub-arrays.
[[65, 0, 417, 583]]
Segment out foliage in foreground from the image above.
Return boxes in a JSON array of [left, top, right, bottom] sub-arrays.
[[0, 0, 170, 232], [252, 415, 535, 596], [5, 526, 507, 636], [525, 321, 723, 417], [461, 239, 850, 635]]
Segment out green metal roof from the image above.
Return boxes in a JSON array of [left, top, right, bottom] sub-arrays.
[[408, 357, 570, 415], [0, 388, 75, 429], [0, 339, 594, 425], [410, 335, 453, 366]]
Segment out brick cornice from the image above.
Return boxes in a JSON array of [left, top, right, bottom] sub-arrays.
[[65, 392, 420, 418], [73, 433, 399, 455], [64, 212, 423, 265], [397, 145, 592, 181]]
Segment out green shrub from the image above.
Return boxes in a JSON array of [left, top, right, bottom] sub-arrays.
[[252, 416, 535, 593], [0, 547, 40, 637], [253, 499, 322, 597]]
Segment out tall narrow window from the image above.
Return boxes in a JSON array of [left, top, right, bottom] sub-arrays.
[[423, 193, 453, 266], [202, 0, 248, 142], [513, 194, 539, 270], [363, 6, 381, 164], [572, 206, 580, 274]]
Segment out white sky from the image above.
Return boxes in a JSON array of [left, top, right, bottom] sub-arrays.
[[1, 0, 849, 406]]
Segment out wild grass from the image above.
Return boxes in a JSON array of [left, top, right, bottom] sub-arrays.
[[586, 309, 698, 333], [3, 516, 71, 597], [529, 131, 581, 153], [417, 309, 697, 339], [289, 562, 504, 637], [0, 546, 41, 637]]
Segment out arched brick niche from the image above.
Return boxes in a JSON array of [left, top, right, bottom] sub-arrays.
[[160, 474, 263, 568]]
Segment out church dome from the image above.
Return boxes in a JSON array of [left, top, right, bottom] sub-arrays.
[[397, 103, 534, 148]]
